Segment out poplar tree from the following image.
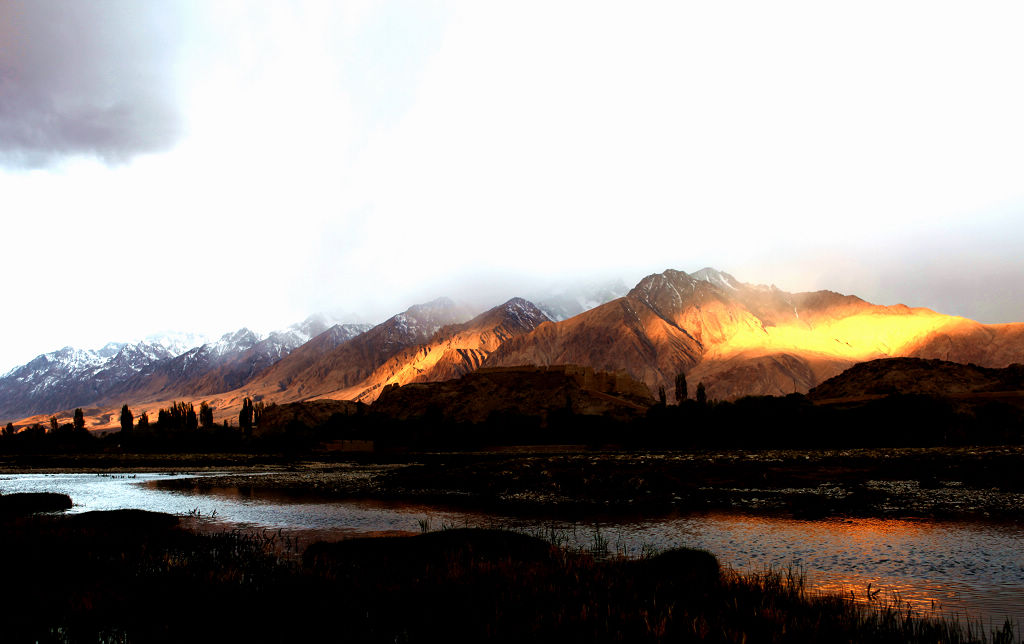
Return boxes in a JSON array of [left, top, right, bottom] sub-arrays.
[[199, 401, 214, 429], [185, 403, 198, 431], [239, 398, 254, 434], [674, 372, 688, 403], [120, 404, 133, 433]]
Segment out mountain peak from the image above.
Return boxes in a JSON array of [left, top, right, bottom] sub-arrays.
[[628, 269, 706, 312], [218, 327, 259, 344], [485, 298, 550, 332], [500, 296, 543, 316], [143, 330, 214, 357], [285, 313, 340, 345], [97, 342, 127, 358], [628, 268, 751, 314], [207, 328, 261, 357], [406, 296, 458, 316], [384, 297, 474, 347], [691, 267, 743, 290]]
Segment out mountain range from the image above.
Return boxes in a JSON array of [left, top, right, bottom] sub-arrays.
[[0, 315, 370, 422], [5, 267, 1024, 431]]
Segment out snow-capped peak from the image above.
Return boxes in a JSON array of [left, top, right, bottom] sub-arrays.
[[42, 346, 107, 372], [111, 341, 173, 366], [210, 328, 261, 356], [144, 331, 215, 357], [283, 313, 339, 345], [97, 342, 127, 359], [498, 298, 550, 329], [691, 267, 742, 291]]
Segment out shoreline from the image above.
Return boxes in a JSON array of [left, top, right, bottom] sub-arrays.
[[4, 445, 1024, 520]]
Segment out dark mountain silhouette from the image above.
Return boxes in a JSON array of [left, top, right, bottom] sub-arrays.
[[370, 365, 652, 425], [808, 357, 1024, 401]]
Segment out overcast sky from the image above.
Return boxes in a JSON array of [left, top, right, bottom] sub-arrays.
[[2, 0, 1024, 372]]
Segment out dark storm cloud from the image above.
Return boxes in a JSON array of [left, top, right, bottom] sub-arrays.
[[0, 0, 186, 168]]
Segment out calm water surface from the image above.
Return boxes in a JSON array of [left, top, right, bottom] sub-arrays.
[[2, 472, 1022, 628]]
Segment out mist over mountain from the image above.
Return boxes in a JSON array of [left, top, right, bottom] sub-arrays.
[[142, 331, 216, 358], [530, 279, 630, 322]]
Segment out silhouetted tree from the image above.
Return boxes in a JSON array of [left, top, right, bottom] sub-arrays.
[[49, 417, 59, 433], [73, 408, 86, 432], [239, 398, 254, 434], [657, 386, 667, 406], [158, 401, 198, 431], [137, 411, 149, 431], [2, 422, 13, 437], [120, 404, 133, 433], [199, 401, 214, 429], [185, 403, 198, 431], [675, 372, 688, 403], [253, 401, 266, 426], [170, 402, 185, 427], [696, 382, 707, 406]]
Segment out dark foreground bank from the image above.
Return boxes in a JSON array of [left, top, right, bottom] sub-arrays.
[[0, 495, 1019, 644]]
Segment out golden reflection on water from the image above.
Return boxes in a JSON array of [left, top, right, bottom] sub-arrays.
[[798, 518, 942, 615], [821, 516, 930, 540], [688, 514, 1024, 627], [811, 572, 965, 620]]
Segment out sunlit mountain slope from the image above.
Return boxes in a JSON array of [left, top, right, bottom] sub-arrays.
[[319, 298, 550, 403], [486, 268, 1024, 400]]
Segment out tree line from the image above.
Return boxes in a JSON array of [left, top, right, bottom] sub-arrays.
[[656, 372, 708, 407], [116, 398, 266, 434], [1, 407, 89, 439], [2, 397, 269, 440]]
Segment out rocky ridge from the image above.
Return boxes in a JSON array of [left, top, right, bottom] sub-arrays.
[[241, 297, 477, 403], [322, 298, 552, 403], [486, 268, 1024, 400]]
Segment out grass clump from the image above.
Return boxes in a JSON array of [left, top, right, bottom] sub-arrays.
[[0, 491, 72, 515], [716, 567, 1019, 644]]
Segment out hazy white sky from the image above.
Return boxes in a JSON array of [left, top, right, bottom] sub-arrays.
[[3, 0, 1024, 371]]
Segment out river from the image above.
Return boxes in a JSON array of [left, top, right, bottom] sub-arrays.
[[2, 471, 1022, 629]]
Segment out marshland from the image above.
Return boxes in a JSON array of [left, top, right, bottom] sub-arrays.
[[2, 489, 1022, 643], [3, 392, 1023, 641], [2, 444, 1024, 642]]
